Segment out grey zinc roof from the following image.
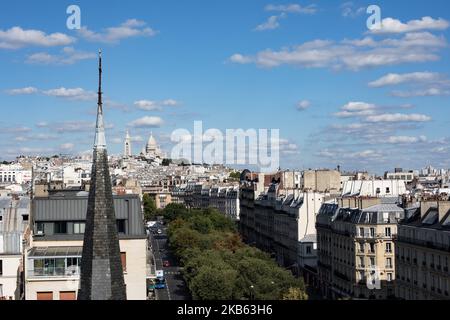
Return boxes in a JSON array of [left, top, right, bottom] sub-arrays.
[[33, 194, 144, 236], [29, 246, 83, 258], [300, 234, 317, 243]]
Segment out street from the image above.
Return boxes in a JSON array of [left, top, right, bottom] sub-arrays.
[[148, 224, 191, 300]]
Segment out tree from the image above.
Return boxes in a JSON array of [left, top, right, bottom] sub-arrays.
[[229, 171, 241, 180], [142, 194, 157, 221], [189, 265, 237, 300], [282, 287, 308, 300], [162, 158, 172, 166]]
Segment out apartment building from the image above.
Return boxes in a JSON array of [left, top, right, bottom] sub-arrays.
[[25, 190, 148, 300], [240, 179, 326, 279], [302, 170, 341, 193], [395, 200, 450, 300], [0, 196, 29, 300], [316, 198, 404, 299]]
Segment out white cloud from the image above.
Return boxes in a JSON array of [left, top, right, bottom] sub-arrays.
[[391, 87, 450, 97], [26, 47, 96, 65], [296, 100, 311, 111], [229, 54, 253, 64], [265, 4, 317, 14], [60, 143, 75, 151], [334, 102, 377, 118], [42, 87, 97, 101], [6, 87, 38, 95], [370, 17, 449, 34], [229, 32, 447, 71], [369, 72, 450, 97], [341, 2, 365, 18], [255, 15, 284, 31], [368, 72, 442, 87], [386, 135, 427, 144], [365, 113, 432, 123], [78, 19, 158, 44], [129, 116, 164, 128], [0, 26, 74, 49], [134, 99, 180, 110]]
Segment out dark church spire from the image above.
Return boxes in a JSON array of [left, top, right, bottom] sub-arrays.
[[78, 51, 127, 300]]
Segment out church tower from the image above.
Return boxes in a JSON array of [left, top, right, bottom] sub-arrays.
[[124, 130, 132, 157], [78, 51, 127, 300]]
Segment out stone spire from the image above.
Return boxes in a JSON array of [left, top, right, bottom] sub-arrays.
[[78, 50, 127, 300], [124, 130, 131, 157]]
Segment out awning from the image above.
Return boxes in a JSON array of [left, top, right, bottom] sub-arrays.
[[28, 246, 83, 258]]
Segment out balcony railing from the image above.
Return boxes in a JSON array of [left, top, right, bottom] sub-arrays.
[[397, 236, 450, 252], [28, 267, 80, 278]]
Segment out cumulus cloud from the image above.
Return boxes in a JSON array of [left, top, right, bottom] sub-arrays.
[[129, 116, 164, 128], [134, 99, 180, 111], [255, 15, 285, 31], [296, 100, 311, 111], [365, 113, 432, 123], [370, 16, 449, 34], [265, 4, 317, 14], [334, 102, 377, 118], [341, 2, 365, 18], [369, 72, 450, 97], [60, 143, 75, 151], [391, 87, 450, 97], [0, 26, 74, 49], [385, 135, 427, 144], [255, 4, 316, 32], [78, 19, 158, 44], [42, 87, 97, 101], [26, 47, 96, 65], [6, 87, 38, 95], [229, 32, 447, 71], [369, 72, 442, 87]]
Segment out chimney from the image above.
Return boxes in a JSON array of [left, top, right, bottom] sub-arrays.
[[437, 201, 450, 223], [420, 201, 437, 218]]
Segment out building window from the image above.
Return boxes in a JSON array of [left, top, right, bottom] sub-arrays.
[[121, 252, 127, 272], [117, 220, 126, 234], [369, 243, 375, 253], [370, 228, 375, 238], [73, 222, 85, 234], [385, 227, 391, 237], [359, 227, 365, 237], [359, 243, 364, 253], [37, 292, 53, 301], [386, 187, 390, 194], [22, 214, 29, 221], [370, 257, 375, 267], [0, 216, 2, 221], [387, 273, 393, 282], [306, 246, 312, 254], [59, 291, 76, 300], [386, 258, 393, 268], [54, 222, 67, 234], [386, 243, 392, 253], [0, 260, 2, 276]]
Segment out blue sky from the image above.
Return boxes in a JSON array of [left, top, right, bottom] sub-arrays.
[[1, 0, 450, 173]]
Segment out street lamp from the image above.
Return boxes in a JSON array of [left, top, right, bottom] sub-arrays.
[[250, 285, 254, 300]]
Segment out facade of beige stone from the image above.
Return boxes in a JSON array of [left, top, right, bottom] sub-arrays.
[[395, 201, 450, 300], [317, 199, 403, 299]]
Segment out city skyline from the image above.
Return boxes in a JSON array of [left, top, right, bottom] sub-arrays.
[[1, 0, 450, 173]]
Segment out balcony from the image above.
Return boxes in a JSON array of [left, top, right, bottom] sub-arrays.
[[28, 267, 80, 278]]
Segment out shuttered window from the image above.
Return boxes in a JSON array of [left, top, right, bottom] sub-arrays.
[[37, 292, 53, 300], [121, 252, 127, 272]]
